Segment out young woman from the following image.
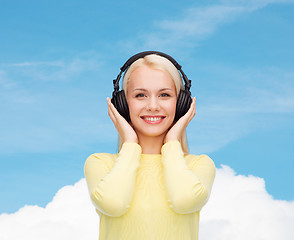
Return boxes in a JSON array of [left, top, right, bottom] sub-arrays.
[[84, 51, 216, 240]]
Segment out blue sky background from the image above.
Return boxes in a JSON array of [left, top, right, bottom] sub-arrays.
[[1, 0, 293, 214]]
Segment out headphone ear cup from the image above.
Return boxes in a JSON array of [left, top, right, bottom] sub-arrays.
[[111, 90, 130, 122], [175, 90, 192, 122]]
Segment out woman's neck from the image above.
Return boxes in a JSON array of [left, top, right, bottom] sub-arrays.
[[138, 135, 165, 154]]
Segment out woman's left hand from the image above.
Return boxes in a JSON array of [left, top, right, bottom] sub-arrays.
[[164, 97, 196, 143]]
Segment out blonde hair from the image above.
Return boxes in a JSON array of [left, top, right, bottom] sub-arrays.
[[118, 54, 189, 154]]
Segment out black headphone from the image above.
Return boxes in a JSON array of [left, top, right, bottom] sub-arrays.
[[111, 51, 192, 122]]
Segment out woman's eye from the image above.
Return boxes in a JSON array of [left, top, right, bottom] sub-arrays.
[[135, 93, 145, 98], [160, 93, 170, 97]]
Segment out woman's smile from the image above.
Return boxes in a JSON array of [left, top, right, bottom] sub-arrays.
[[140, 115, 166, 124]]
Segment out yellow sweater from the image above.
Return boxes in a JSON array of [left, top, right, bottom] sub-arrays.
[[84, 141, 215, 240]]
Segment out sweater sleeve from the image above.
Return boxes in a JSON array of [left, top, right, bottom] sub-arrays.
[[84, 142, 142, 217], [161, 141, 216, 214]]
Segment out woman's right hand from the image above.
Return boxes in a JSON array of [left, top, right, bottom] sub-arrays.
[[107, 97, 138, 144]]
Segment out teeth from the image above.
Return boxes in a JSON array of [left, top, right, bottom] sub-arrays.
[[144, 117, 163, 121]]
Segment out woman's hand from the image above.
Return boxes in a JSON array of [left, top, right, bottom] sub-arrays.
[[164, 97, 196, 144], [107, 97, 138, 144]]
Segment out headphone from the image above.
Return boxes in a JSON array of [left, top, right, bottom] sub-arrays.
[[111, 51, 192, 122]]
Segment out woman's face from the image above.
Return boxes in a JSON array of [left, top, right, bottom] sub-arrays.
[[126, 65, 177, 140]]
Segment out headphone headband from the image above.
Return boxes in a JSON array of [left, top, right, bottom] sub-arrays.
[[120, 51, 182, 72], [113, 51, 191, 92]]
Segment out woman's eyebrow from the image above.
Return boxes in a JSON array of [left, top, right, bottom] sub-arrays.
[[159, 88, 173, 91], [132, 88, 147, 92], [132, 88, 174, 92]]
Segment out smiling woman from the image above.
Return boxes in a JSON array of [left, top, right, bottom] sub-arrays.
[[84, 51, 216, 240]]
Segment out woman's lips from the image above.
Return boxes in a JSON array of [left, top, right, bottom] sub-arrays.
[[140, 116, 165, 124]]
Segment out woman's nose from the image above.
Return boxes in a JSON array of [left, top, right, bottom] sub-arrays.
[[146, 96, 160, 111]]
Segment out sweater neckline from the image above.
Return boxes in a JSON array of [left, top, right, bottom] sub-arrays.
[[140, 153, 161, 161]]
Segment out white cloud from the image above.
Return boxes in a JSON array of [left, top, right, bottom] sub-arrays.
[[3, 56, 102, 82], [200, 165, 294, 240], [0, 179, 99, 240], [9, 61, 64, 67], [1, 166, 293, 240], [119, 4, 245, 52], [220, 0, 294, 9], [157, 5, 246, 38], [122, 0, 294, 51]]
